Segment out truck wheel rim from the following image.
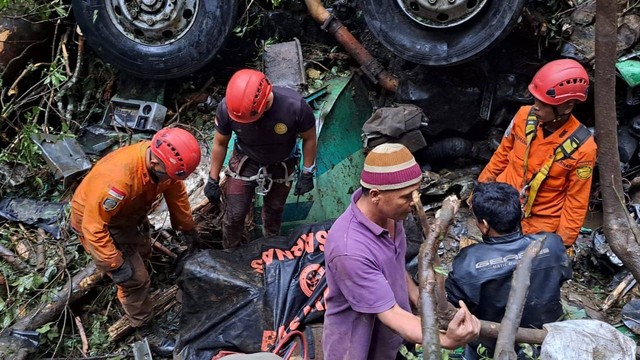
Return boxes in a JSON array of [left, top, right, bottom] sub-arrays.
[[396, 0, 488, 28], [105, 0, 199, 45]]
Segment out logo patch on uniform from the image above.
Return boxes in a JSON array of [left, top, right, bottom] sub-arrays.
[[576, 165, 593, 180], [102, 198, 120, 212], [274, 123, 288, 135]]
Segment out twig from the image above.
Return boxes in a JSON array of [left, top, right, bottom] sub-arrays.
[[8, 263, 104, 331], [0, 39, 47, 79], [494, 238, 544, 360], [0, 242, 32, 273], [55, 32, 86, 124], [60, 28, 72, 76], [7, 62, 50, 97], [74, 316, 89, 356], [36, 229, 46, 270], [50, 245, 72, 358]]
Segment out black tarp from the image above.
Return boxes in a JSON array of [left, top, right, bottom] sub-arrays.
[[174, 215, 423, 360], [175, 220, 333, 360]]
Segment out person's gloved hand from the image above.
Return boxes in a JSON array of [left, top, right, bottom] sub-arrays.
[[183, 230, 203, 251], [110, 261, 133, 284], [294, 172, 314, 196], [204, 176, 221, 204]]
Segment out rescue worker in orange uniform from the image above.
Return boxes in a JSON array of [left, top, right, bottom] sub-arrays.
[[70, 127, 202, 357], [204, 69, 317, 248], [479, 59, 597, 248]]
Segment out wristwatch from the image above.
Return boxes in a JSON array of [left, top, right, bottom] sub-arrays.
[[302, 163, 316, 173]]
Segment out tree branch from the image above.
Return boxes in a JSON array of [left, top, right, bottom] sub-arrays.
[[494, 238, 544, 360]]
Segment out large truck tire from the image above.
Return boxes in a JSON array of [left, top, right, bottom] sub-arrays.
[[72, 0, 237, 79], [362, 0, 527, 66]]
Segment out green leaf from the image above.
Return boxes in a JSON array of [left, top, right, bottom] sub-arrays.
[[36, 322, 53, 334], [561, 300, 588, 320], [434, 266, 449, 276]]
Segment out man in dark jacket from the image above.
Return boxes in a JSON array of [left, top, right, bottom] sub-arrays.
[[445, 182, 572, 359]]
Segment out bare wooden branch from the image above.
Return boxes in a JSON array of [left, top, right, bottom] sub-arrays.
[[412, 193, 458, 320], [417, 239, 441, 359], [479, 320, 547, 344], [0, 242, 32, 274], [494, 238, 544, 360], [108, 285, 179, 341]]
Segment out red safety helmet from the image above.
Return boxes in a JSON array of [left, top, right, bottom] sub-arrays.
[[151, 128, 201, 180], [225, 69, 273, 123], [528, 59, 589, 106]]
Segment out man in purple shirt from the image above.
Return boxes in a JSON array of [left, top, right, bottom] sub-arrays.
[[323, 143, 480, 359]]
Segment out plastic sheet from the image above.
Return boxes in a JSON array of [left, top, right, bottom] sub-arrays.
[[540, 320, 636, 360], [174, 220, 333, 360]]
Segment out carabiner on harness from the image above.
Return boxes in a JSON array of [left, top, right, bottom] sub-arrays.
[[254, 166, 273, 196]]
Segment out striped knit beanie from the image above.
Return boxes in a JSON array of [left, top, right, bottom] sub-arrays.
[[360, 143, 422, 190]]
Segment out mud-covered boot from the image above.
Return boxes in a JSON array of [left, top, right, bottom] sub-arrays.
[[136, 321, 175, 357]]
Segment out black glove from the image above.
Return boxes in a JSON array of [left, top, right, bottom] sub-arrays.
[[183, 230, 203, 251], [204, 176, 221, 204], [294, 171, 315, 196], [110, 261, 133, 284]]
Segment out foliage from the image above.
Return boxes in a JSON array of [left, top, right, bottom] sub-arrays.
[[0, 0, 69, 21], [0, 124, 44, 170], [561, 299, 588, 320]]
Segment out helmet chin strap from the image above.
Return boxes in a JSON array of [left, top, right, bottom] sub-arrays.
[[549, 105, 570, 125]]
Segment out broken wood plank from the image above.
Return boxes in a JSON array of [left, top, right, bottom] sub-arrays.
[[108, 285, 179, 341], [602, 273, 636, 311]]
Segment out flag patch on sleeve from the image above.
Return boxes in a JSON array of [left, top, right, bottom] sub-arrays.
[[108, 187, 126, 201]]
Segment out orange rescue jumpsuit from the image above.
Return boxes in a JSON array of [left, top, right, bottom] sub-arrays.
[[70, 141, 194, 326], [479, 106, 597, 246]]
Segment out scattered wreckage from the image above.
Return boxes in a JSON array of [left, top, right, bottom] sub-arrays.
[[3, 0, 640, 359]]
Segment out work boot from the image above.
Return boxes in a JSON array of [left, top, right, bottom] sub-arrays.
[[136, 321, 175, 357]]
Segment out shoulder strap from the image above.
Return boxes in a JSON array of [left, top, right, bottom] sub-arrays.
[[521, 108, 539, 190], [522, 123, 592, 218], [554, 124, 591, 161]]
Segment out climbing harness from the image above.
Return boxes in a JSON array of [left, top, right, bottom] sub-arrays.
[[520, 108, 592, 217], [225, 145, 300, 196]]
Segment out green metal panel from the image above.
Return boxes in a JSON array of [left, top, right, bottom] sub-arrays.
[[616, 59, 640, 88], [254, 74, 372, 233]]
